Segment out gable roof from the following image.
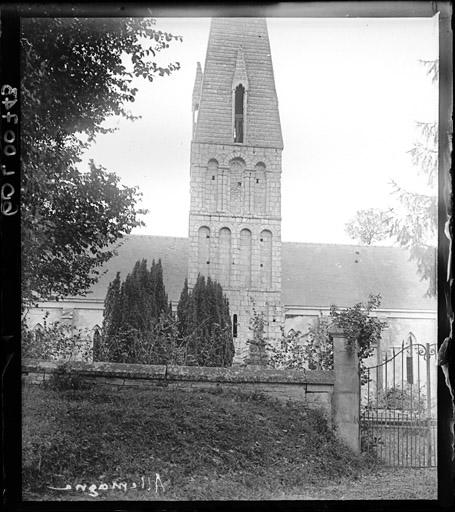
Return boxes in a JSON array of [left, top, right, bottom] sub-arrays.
[[80, 235, 435, 312]]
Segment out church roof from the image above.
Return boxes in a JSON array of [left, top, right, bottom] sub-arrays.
[[81, 235, 435, 312], [194, 18, 283, 148]]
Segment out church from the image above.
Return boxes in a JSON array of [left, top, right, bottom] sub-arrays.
[[27, 18, 436, 364]]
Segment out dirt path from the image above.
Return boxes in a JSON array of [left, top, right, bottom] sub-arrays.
[[276, 468, 437, 500]]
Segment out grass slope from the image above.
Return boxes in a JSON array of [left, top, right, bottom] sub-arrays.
[[23, 383, 371, 500]]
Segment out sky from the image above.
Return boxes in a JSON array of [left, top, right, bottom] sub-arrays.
[[79, 16, 439, 244]]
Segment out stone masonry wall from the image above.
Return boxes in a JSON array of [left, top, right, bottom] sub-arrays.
[[22, 359, 334, 418], [189, 142, 283, 363]]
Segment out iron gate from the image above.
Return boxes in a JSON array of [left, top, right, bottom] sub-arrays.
[[361, 333, 437, 467]]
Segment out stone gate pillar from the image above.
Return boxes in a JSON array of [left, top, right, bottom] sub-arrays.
[[329, 325, 360, 454]]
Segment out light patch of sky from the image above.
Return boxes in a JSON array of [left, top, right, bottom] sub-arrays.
[[79, 16, 438, 244]]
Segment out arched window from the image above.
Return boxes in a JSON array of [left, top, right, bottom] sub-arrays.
[[233, 314, 238, 338], [198, 226, 211, 276], [218, 227, 232, 287], [260, 229, 272, 289], [234, 84, 245, 143], [239, 228, 252, 288]]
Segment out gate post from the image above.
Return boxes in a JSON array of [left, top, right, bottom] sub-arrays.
[[329, 325, 360, 454]]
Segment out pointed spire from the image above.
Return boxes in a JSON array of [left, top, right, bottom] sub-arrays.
[[232, 47, 249, 90], [192, 61, 203, 111], [194, 18, 283, 148]]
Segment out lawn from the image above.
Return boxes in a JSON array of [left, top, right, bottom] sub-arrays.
[[22, 382, 436, 501]]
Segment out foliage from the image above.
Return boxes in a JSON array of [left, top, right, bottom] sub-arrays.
[[345, 208, 393, 246], [102, 259, 170, 333], [96, 314, 187, 365], [330, 294, 388, 382], [177, 275, 234, 367], [344, 60, 438, 296], [267, 295, 387, 383], [302, 315, 334, 370], [373, 385, 427, 414], [97, 259, 171, 362], [21, 17, 182, 308], [98, 272, 234, 367], [22, 319, 92, 362], [267, 327, 308, 370]]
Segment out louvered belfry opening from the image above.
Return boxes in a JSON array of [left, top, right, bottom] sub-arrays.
[[234, 84, 245, 143]]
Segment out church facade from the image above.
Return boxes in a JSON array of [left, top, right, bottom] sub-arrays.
[[26, 18, 437, 365]]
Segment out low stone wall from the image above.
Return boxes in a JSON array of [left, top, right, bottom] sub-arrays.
[[22, 359, 334, 417], [23, 328, 361, 455]]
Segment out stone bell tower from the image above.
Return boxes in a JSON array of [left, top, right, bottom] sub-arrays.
[[188, 18, 283, 363]]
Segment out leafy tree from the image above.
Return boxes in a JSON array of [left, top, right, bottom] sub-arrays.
[[177, 274, 234, 367], [345, 61, 438, 296], [21, 17, 182, 308], [345, 208, 393, 245]]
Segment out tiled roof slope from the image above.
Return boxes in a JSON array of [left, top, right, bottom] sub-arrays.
[[81, 235, 435, 312], [194, 18, 283, 148], [282, 242, 435, 310]]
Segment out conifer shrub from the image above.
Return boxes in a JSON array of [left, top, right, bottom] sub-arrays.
[[98, 267, 234, 367], [96, 259, 175, 363], [177, 275, 234, 367]]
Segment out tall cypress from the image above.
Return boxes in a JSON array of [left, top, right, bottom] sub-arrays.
[[177, 277, 190, 335], [176, 273, 234, 367], [154, 259, 168, 317], [102, 271, 122, 339], [102, 259, 170, 337]]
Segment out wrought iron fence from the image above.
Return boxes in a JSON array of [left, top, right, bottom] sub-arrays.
[[361, 332, 437, 467]]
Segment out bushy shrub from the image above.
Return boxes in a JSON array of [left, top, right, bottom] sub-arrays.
[[22, 319, 92, 362], [95, 313, 186, 365], [267, 328, 308, 370], [373, 385, 427, 414], [263, 295, 387, 380]]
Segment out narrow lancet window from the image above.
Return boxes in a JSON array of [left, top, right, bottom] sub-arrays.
[[234, 84, 245, 143], [233, 314, 238, 338]]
